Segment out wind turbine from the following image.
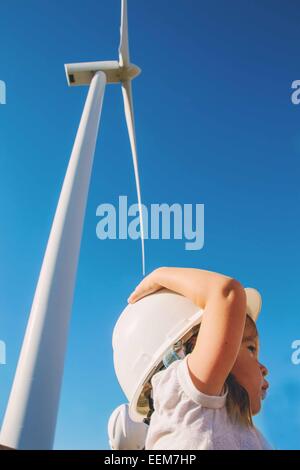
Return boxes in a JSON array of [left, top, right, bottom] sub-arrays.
[[0, 0, 145, 450]]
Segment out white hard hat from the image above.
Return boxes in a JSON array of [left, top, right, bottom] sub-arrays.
[[112, 287, 262, 423], [108, 403, 148, 450], [244, 287, 262, 322]]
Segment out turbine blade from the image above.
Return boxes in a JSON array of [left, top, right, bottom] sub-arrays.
[[119, 0, 130, 67], [121, 79, 146, 276]]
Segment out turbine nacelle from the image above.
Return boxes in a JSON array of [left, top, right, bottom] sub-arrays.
[[65, 60, 141, 86]]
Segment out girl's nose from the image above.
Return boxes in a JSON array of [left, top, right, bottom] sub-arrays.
[[259, 362, 268, 377]]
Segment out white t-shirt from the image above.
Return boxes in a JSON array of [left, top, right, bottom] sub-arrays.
[[145, 354, 273, 450]]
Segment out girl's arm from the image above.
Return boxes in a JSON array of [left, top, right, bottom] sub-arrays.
[[128, 267, 247, 396]]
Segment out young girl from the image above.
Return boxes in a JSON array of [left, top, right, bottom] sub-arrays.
[[127, 266, 273, 450]]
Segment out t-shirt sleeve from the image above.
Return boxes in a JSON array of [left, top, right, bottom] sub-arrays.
[[151, 353, 228, 412], [176, 354, 228, 409]]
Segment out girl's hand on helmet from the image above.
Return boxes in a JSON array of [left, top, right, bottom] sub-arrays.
[[127, 268, 164, 304]]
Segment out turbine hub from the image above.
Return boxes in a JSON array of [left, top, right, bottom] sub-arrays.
[[64, 61, 141, 87]]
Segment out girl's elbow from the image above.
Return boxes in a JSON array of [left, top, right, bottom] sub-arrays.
[[222, 278, 247, 311]]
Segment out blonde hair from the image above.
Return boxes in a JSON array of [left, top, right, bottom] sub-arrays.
[[225, 315, 258, 427]]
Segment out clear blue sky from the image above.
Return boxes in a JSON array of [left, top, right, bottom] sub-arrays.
[[0, 0, 300, 450]]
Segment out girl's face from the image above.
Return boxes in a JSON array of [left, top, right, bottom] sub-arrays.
[[231, 318, 269, 416]]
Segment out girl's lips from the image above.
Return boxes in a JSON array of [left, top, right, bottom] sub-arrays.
[[261, 380, 269, 400], [261, 386, 269, 400]]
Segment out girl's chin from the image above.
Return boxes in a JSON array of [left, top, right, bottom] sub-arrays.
[[251, 400, 262, 416]]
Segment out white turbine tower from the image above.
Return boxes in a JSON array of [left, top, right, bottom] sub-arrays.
[[0, 0, 145, 450]]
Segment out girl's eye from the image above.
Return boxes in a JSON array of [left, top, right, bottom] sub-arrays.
[[248, 345, 257, 354]]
